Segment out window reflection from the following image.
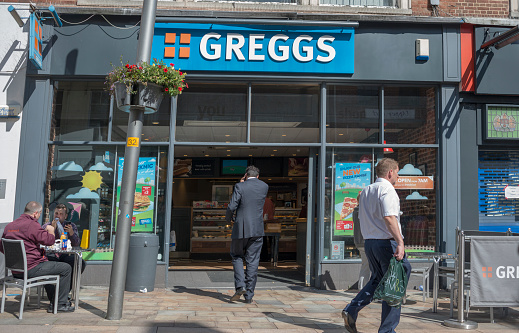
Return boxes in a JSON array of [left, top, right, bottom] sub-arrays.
[[51, 82, 110, 141], [251, 84, 319, 143]]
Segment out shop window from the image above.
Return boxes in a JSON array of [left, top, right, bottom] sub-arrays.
[[383, 86, 437, 145], [46, 145, 168, 261], [112, 95, 172, 142], [250, 84, 319, 143], [176, 83, 247, 142], [51, 82, 110, 142], [326, 85, 380, 143], [323, 147, 438, 261]]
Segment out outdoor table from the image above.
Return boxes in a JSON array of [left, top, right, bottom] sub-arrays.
[[264, 232, 280, 266], [407, 252, 456, 312], [45, 247, 88, 310]]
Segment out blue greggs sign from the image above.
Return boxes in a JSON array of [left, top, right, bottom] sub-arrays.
[[151, 23, 354, 74]]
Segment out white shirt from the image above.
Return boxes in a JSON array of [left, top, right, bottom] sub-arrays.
[[359, 178, 402, 240]]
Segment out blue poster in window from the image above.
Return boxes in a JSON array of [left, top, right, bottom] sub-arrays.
[[334, 163, 371, 236]]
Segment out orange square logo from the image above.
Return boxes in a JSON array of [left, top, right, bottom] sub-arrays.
[[180, 33, 191, 44], [179, 47, 190, 58], [165, 33, 176, 44], [164, 47, 175, 58]]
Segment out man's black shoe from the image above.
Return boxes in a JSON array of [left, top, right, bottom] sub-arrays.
[[47, 303, 75, 313], [244, 298, 253, 304], [230, 287, 246, 302], [341, 310, 357, 333]]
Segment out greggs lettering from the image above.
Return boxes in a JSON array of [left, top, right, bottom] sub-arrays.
[[200, 33, 336, 63]]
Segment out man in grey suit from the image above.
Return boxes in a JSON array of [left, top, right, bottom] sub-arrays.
[[226, 165, 268, 303]]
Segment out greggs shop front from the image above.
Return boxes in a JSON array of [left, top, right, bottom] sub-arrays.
[[17, 14, 464, 289]]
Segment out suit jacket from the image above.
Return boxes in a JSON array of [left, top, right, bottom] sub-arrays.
[[226, 177, 268, 239]]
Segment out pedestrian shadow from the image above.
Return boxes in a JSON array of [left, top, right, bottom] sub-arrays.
[[171, 286, 232, 302], [261, 311, 344, 331]]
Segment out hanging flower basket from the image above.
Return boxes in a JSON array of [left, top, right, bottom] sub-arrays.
[[106, 58, 187, 114], [114, 82, 164, 114]]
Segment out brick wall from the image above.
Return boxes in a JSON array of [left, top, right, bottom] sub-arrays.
[[411, 0, 510, 18], [1, 0, 512, 19]]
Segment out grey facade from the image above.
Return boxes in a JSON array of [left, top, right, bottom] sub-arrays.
[[16, 12, 466, 289]]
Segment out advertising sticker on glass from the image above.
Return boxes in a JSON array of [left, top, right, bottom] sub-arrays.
[[334, 163, 371, 236], [115, 157, 156, 232]]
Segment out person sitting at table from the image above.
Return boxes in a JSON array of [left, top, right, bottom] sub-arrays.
[[0, 201, 74, 312], [42, 203, 86, 286]]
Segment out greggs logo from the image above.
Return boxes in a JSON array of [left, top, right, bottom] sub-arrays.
[[164, 33, 191, 59], [481, 266, 519, 278], [163, 32, 336, 63], [152, 23, 355, 74]]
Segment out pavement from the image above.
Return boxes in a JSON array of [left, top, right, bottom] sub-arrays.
[[0, 286, 518, 332]]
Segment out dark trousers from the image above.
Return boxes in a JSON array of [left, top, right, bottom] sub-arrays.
[[344, 239, 411, 333], [230, 236, 263, 300], [22, 261, 71, 305], [47, 254, 86, 289]]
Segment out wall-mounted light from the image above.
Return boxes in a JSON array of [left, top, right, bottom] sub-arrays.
[[415, 39, 429, 61], [8, 5, 24, 27], [480, 25, 519, 50]]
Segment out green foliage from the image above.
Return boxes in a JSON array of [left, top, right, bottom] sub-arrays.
[[106, 58, 187, 97]]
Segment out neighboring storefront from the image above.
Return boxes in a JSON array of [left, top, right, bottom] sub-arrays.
[[14, 13, 464, 289], [458, 24, 519, 237]]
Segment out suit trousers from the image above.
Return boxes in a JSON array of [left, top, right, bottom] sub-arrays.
[[344, 239, 411, 333], [230, 236, 263, 300]]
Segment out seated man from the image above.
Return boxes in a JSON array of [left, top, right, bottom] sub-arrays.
[[42, 203, 86, 284], [0, 201, 74, 312]]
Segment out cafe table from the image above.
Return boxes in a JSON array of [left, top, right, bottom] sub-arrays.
[[407, 251, 456, 312], [45, 247, 88, 310]]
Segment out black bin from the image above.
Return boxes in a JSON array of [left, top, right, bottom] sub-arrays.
[[125, 233, 159, 292]]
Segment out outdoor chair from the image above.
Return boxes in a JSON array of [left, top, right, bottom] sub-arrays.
[[410, 265, 431, 302], [1, 238, 59, 319]]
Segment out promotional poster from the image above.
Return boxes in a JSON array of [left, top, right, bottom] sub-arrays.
[[116, 157, 156, 232], [334, 163, 371, 236]]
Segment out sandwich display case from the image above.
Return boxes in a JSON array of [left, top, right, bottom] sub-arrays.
[[190, 208, 232, 253]]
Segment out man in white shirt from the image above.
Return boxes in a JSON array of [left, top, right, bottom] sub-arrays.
[[342, 158, 411, 333]]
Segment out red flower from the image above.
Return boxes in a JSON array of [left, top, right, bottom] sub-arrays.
[[164, 68, 167, 72], [165, 88, 169, 92], [125, 64, 130, 68], [139, 66, 142, 70], [132, 64, 136, 68], [170, 63, 174, 67], [158, 65, 161, 69], [178, 87, 182, 91], [179, 71, 183, 75]]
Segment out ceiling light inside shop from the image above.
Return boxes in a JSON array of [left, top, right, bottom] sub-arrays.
[[292, 154, 297, 156], [225, 135, 230, 137], [227, 155, 231, 156], [282, 134, 286, 137], [152, 122, 159, 125], [205, 154, 209, 157], [227, 150, 231, 152], [339, 134, 344, 136], [271, 154, 275, 156], [273, 150, 277, 152], [184, 155, 188, 157]]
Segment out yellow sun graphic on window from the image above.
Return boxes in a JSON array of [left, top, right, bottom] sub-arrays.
[[81, 171, 103, 191]]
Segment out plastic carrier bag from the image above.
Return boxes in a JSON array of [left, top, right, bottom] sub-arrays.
[[373, 257, 408, 308]]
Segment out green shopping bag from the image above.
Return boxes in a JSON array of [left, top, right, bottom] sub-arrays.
[[373, 257, 408, 307]]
